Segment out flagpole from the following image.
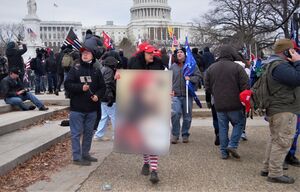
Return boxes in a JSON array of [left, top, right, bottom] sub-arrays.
[[186, 80, 189, 113]]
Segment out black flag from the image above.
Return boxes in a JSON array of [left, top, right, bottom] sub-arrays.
[[63, 28, 82, 51]]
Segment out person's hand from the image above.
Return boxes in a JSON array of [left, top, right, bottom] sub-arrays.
[[288, 49, 300, 63], [114, 71, 121, 80], [207, 102, 212, 109], [91, 95, 98, 102], [170, 91, 175, 97], [16, 90, 25, 95], [83, 84, 89, 92], [185, 76, 190, 81]]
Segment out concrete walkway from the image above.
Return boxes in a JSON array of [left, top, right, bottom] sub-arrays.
[[78, 117, 299, 192]]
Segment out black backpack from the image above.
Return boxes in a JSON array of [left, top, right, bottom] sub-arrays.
[[30, 58, 37, 70]]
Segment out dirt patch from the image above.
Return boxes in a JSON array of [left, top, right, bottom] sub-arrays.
[[0, 138, 72, 192]]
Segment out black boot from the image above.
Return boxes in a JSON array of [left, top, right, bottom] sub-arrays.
[[141, 164, 150, 176], [285, 153, 300, 167], [150, 171, 159, 184], [214, 134, 220, 146]]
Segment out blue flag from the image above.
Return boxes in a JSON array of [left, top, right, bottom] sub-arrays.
[[291, 15, 299, 49], [182, 36, 202, 108]]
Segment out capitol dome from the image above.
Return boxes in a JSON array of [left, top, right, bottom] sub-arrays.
[[130, 0, 171, 21]]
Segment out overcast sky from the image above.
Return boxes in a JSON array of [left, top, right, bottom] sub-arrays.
[[0, 0, 212, 26]]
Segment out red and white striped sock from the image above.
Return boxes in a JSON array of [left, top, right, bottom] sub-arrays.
[[143, 154, 150, 164], [149, 155, 158, 171]]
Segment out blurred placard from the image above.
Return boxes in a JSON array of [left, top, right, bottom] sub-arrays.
[[114, 70, 172, 155]]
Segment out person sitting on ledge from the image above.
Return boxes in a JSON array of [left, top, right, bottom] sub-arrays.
[[0, 67, 48, 111]]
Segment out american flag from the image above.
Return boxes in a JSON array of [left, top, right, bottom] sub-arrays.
[[63, 28, 82, 51], [23, 58, 31, 83], [27, 28, 37, 38]]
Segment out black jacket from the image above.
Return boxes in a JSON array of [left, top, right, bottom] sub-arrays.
[[202, 47, 215, 71], [128, 52, 165, 70], [100, 57, 118, 103], [64, 60, 106, 113], [6, 44, 27, 72], [205, 45, 249, 112], [0, 75, 24, 98], [45, 53, 57, 73]]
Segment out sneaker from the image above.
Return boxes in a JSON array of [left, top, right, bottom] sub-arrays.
[[182, 136, 189, 143], [28, 105, 36, 110], [171, 136, 178, 144], [82, 155, 98, 162], [54, 90, 59, 96], [39, 106, 49, 111], [221, 153, 229, 160], [267, 175, 295, 184], [260, 171, 268, 177], [285, 155, 300, 167], [93, 136, 110, 141], [241, 132, 248, 141], [73, 159, 91, 166], [149, 171, 159, 184], [214, 134, 220, 146], [141, 164, 150, 176], [227, 148, 240, 159]]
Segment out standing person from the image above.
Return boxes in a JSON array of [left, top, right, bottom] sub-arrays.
[[64, 46, 106, 166], [202, 46, 215, 72], [0, 54, 8, 83], [260, 39, 300, 184], [160, 48, 169, 69], [32, 49, 44, 95], [56, 46, 66, 92], [0, 67, 48, 111], [94, 56, 118, 141], [192, 47, 204, 88], [205, 45, 249, 160], [127, 43, 164, 184], [5, 41, 27, 82], [118, 50, 128, 69], [170, 47, 201, 144], [45, 50, 58, 95]]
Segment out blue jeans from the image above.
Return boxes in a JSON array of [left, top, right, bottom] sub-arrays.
[[94, 102, 116, 139], [35, 74, 42, 93], [5, 92, 44, 110], [171, 96, 193, 138], [288, 114, 300, 156], [69, 111, 97, 161], [47, 72, 57, 92], [217, 110, 245, 156]]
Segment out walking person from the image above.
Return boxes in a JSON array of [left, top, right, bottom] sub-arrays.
[[94, 56, 118, 141], [64, 46, 106, 166], [205, 45, 249, 160], [170, 47, 201, 144], [127, 43, 164, 184]]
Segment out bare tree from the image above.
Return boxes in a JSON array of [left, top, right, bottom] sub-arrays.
[[195, 0, 300, 51], [0, 23, 25, 54]]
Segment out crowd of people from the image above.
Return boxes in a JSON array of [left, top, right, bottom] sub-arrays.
[[0, 29, 299, 185]]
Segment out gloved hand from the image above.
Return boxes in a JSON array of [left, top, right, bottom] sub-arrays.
[[207, 102, 212, 109]]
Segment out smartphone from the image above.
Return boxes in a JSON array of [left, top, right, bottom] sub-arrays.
[[283, 49, 292, 58]]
